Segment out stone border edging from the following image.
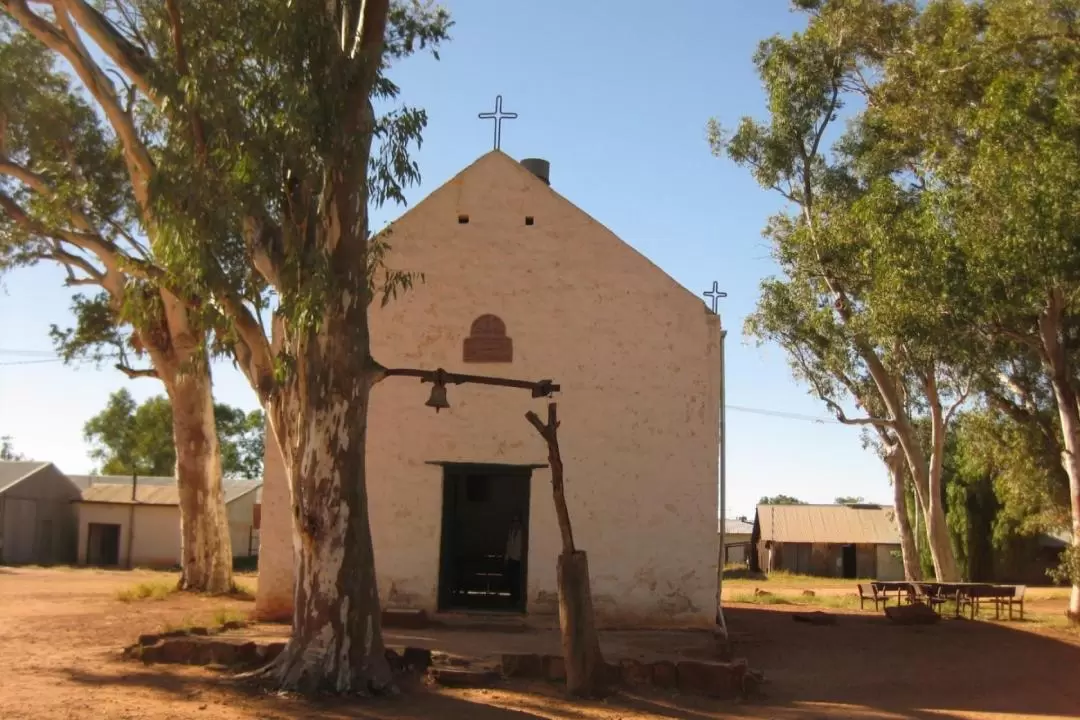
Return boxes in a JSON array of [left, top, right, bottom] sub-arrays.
[[124, 630, 762, 700]]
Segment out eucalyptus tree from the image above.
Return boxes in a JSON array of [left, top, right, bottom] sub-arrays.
[[863, 0, 1080, 621], [1, 0, 452, 690], [0, 20, 235, 593], [717, 0, 966, 580]]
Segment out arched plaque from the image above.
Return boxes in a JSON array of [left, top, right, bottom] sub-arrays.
[[463, 314, 513, 363]]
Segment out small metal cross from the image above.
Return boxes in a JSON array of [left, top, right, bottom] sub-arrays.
[[704, 281, 727, 314], [478, 95, 518, 150]]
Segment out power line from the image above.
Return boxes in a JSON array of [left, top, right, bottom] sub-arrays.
[[726, 404, 840, 425], [0, 349, 57, 357], [0, 358, 64, 366], [0, 346, 847, 426]]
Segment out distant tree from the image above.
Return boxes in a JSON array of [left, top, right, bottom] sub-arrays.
[[0, 436, 24, 461], [84, 389, 264, 480], [759, 495, 807, 505], [835, 496, 865, 505]]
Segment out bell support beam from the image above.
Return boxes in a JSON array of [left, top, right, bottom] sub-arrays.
[[382, 367, 559, 398]]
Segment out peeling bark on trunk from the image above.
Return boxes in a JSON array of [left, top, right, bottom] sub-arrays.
[[908, 373, 961, 583], [842, 330, 959, 581], [264, 310, 390, 694], [1036, 292, 1080, 623], [887, 445, 921, 581], [166, 364, 234, 594]]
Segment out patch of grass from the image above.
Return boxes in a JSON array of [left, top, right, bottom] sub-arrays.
[[211, 607, 249, 627], [728, 591, 863, 610], [729, 592, 794, 605], [116, 580, 178, 602], [160, 614, 198, 634], [230, 581, 256, 601], [159, 608, 249, 635]]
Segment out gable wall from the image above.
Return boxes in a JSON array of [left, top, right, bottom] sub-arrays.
[[258, 153, 722, 626], [0, 466, 80, 564]]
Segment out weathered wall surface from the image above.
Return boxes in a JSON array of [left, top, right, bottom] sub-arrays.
[[76, 504, 181, 567], [876, 544, 904, 581], [0, 466, 80, 564], [257, 151, 722, 626], [227, 490, 258, 558]]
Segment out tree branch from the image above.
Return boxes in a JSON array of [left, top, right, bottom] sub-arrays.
[[59, 0, 160, 106], [114, 363, 158, 379], [242, 215, 283, 290], [213, 291, 276, 401], [0, 158, 102, 236], [943, 379, 971, 428], [163, 0, 206, 160], [48, 242, 105, 282], [787, 340, 896, 429], [3, 0, 156, 207]]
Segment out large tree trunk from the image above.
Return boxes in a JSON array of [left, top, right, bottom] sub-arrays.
[[1037, 291, 1080, 623], [263, 307, 390, 693], [167, 363, 234, 593], [887, 445, 921, 581], [915, 373, 962, 582], [843, 328, 959, 580]]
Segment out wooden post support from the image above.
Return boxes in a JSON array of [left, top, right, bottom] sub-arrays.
[[526, 402, 606, 696]]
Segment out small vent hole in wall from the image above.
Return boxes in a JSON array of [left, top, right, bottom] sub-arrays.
[[525, 216, 534, 226], [458, 214, 469, 224]]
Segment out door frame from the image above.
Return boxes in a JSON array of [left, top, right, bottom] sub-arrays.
[[435, 462, 536, 613], [87, 522, 122, 566], [841, 543, 857, 579]]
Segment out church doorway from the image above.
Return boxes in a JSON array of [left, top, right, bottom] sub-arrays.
[[438, 464, 532, 613]]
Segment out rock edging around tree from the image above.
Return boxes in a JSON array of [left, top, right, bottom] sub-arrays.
[[125, 630, 763, 700], [503, 653, 761, 700]]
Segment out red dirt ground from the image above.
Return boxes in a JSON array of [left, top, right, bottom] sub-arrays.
[[1, 567, 1078, 719]]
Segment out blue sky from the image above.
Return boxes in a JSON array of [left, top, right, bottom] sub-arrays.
[[0, 0, 889, 520]]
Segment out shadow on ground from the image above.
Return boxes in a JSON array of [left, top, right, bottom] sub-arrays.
[[726, 604, 1080, 718], [53, 594, 1080, 719]]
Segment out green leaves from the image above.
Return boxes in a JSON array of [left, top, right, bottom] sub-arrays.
[[84, 388, 266, 479], [0, 436, 23, 461], [728, 0, 1080, 585], [760, 495, 807, 505]]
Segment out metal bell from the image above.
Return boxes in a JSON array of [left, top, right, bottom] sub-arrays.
[[425, 383, 450, 412]]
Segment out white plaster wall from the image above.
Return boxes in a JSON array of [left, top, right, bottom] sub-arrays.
[[227, 491, 258, 557], [257, 151, 721, 626], [876, 543, 905, 581], [76, 503, 181, 567], [256, 432, 294, 619]]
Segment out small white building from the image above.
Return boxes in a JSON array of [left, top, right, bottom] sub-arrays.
[[720, 518, 754, 567], [74, 478, 261, 568]]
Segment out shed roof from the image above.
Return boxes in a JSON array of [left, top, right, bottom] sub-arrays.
[[0, 461, 51, 494], [67, 474, 175, 490], [756, 504, 899, 545], [720, 518, 754, 536], [78, 480, 262, 506]]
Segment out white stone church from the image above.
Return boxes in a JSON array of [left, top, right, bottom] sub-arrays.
[[256, 151, 722, 627]]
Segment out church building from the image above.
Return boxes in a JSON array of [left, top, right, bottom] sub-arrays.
[[256, 150, 723, 627]]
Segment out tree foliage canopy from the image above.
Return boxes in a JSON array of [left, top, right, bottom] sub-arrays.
[[760, 494, 808, 505], [84, 388, 264, 479], [0, 435, 23, 460]]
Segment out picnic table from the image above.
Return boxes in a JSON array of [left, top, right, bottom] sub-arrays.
[[864, 581, 1025, 620]]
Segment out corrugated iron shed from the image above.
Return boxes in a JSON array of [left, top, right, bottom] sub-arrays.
[[756, 504, 899, 544], [78, 480, 262, 506]]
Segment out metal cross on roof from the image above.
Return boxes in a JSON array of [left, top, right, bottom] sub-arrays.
[[704, 281, 728, 314], [478, 94, 518, 150]]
